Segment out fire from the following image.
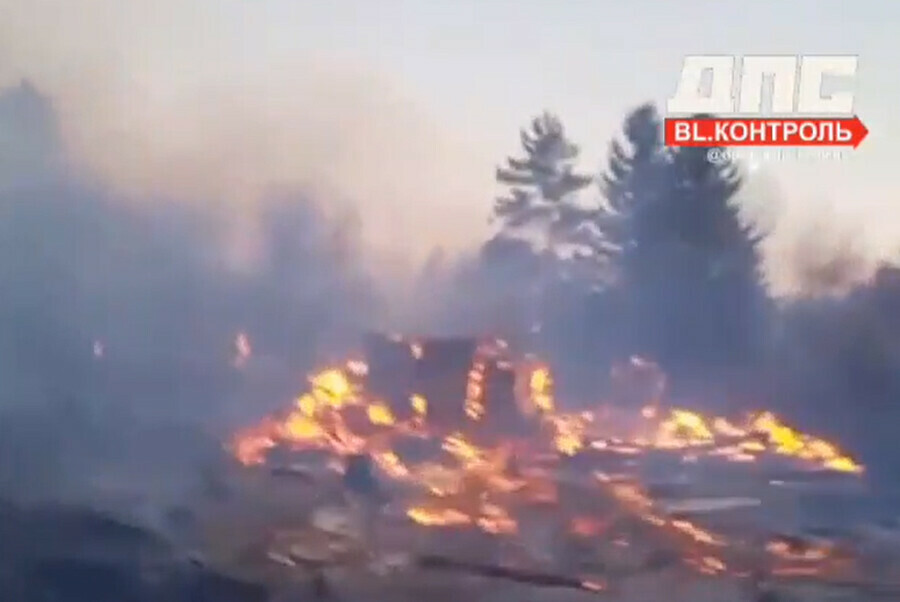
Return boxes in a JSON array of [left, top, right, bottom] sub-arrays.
[[599, 473, 732, 575], [231, 357, 863, 479], [232, 415, 283, 466], [442, 432, 485, 468], [406, 506, 471, 527], [309, 369, 355, 408], [580, 579, 607, 592], [528, 365, 554, 413], [228, 344, 866, 580], [712, 417, 746, 437], [464, 360, 486, 421], [656, 409, 714, 447], [476, 502, 517, 534], [283, 413, 325, 441], [546, 414, 586, 456], [670, 519, 724, 546], [767, 539, 831, 561], [751, 412, 863, 473], [367, 402, 396, 426], [694, 556, 727, 575], [374, 451, 410, 479], [618, 405, 863, 474], [297, 394, 317, 417], [406, 479, 519, 535], [229, 363, 366, 464], [410, 394, 428, 417]]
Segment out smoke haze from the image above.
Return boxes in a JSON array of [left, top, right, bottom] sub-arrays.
[[2, 0, 899, 504], [0, 0, 492, 275]]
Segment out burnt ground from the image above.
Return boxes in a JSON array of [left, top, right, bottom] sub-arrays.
[[188, 464, 898, 602], [1, 460, 897, 602]]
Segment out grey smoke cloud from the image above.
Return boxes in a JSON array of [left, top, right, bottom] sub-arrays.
[[0, 0, 492, 276], [0, 78, 391, 502]]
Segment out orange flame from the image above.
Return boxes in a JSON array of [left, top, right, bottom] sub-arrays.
[[229, 348, 864, 555]]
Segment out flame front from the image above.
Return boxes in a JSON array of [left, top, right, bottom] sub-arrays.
[[529, 365, 554, 413], [229, 346, 865, 581]]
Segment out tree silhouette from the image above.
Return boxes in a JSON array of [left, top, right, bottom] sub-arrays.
[[659, 138, 768, 369], [591, 103, 670, 279], [591, 106, 768, 370], [493, 112, 592, 250]]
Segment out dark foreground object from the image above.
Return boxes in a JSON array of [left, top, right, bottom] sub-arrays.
[[416, 555, 604, 593], [0, 500, 269, 602]]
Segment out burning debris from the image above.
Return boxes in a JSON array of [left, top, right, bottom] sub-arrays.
[[231, 336, 862, 476], [215, 334, 892, 600]]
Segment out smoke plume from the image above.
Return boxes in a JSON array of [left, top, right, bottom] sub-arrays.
[[0, 79, 387, 504], [0, 0, 492, 271]]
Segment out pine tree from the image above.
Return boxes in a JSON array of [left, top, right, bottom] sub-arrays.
[[591, 106, 769, 370], [661, 139, 768, 368], [591, 103, 670, 278], [493, 112, 592, 250]]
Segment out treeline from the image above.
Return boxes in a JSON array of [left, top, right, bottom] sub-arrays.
[[0, 82, 378, 497], [444, 107, 768, 390], [425, 106, 900, 481], [1, 80, 898, 486]]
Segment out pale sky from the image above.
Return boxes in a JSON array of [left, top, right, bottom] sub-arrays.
[[1, 0, 898, 283], [280, 0, 899, 251]]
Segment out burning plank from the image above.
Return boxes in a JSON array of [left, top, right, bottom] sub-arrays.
[[223, 337, 874, 598]]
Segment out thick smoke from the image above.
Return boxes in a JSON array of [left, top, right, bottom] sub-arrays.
[[764, 263, 900, 493], [0, 0, 493, 505], [3, 0, 898, 509], [0, 82, 381, 503], [0, 0, 492, 269], [764, 201, 876, 298]]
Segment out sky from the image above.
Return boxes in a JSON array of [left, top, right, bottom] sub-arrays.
[[1, 0, 898, 289]]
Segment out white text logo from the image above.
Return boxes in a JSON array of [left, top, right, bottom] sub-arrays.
[[667, 55, 858, 116]]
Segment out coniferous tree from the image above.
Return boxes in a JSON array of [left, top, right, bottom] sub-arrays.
[[487, 113, 592, 350], [592, 104, 670, 278], [661, 137, 767, 367], [592, 106, 769, 370], [493, 112, 592, 250]]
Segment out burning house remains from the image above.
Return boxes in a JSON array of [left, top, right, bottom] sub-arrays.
[[215, 332, 900, 601]]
